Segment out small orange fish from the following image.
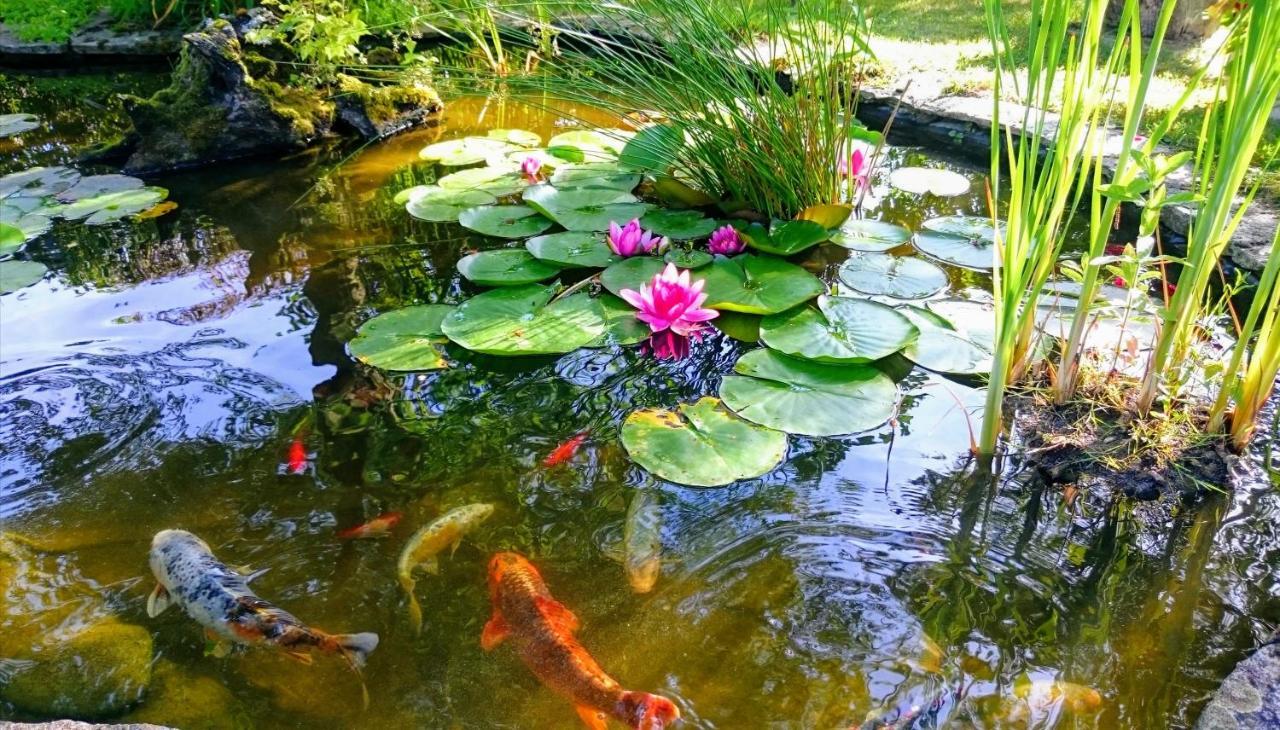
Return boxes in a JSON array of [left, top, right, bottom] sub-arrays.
[[544, 432, 589, 467], [286, 437, 307, 475], [482, 552, 679, 729], [337, 511, 403, 540]]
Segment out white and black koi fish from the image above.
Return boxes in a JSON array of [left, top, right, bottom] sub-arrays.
[[147, 529, 378, 669]]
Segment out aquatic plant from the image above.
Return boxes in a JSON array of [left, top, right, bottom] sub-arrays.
[[707, 225, 745, 256], [519, 154, 543, 183], [607, 219, 668, 257], [620, 262, 718, 338]]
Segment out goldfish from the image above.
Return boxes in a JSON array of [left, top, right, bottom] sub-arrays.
[[337, 511, 403, 540], [623, 489, 662, 594], [544, 432, 589, 467], [482, 552, 680, 730], [147, 529, 378, 669], [286, 437, 307, 475], [397, 503, 495, 634]]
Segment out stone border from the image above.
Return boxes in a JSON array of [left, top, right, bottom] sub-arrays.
[[0, 13, 184, 67]]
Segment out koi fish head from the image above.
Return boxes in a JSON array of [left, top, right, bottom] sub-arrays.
[[149, 529, 212, 584], [618, 691, 680, 730], [487, 551, 537, 592]]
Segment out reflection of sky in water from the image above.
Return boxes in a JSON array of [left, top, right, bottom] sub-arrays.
[[0, 79, 1276, 729]]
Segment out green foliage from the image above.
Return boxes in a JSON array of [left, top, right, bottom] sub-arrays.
[[250, 0, 370, 82], [0, 0, 95, 42]]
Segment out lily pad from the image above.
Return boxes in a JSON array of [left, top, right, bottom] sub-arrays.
[[720, 348, 897, 436], [441, 283, 605, 356], [590, 294, 651, 346], [831, 219, 912, 252], [526, 231, 619, 269], [457, 205, 554, 238], [0, 259, 48, 293], [550, 163, 640, 192], [664, 248, 713, 269], [640, 209, 717, 240], [760, 295, 918, 363], [0, 222, 24, 255], [913, 230, 996, 271], [487, 128, 541, 146], [547, 129, 632, 158], [522, 183, 650, 232], [58, 188, 169, 225], [700, 254, 826, 314], [0, 113, 39, 138], [838, 253, 949, 300], [348, 304, 454, 371], [57, 174, 144, 202], [738, 219, 830, 256], [406, 186, 497, 222], [889, 167, 971, 196], [457, 249, 562, 286], [420, 136, 518, 166], [437, 166, 528, 197], [713, 311, 762, 342], [653, 176, 718, 207], [0, 204, 52, 247], [899, 305, 993, 375], [601, 256, 668, 297], [0, 166, 80, 198], [796, 204, 853, 229], [620, 397, 787, 487]]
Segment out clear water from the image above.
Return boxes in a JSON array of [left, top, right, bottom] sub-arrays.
[[2, 72, 1278, 729]]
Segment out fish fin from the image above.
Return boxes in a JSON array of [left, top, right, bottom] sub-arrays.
[[574, 704, 609, 730], [0, 658, 36, 682], [285, 650, 315, 666], [480, 612, 510, 651], [601, 538, 624, 564], [146, 583, 172, 617], [332, 632, 379, 670], [239, 565, 271, 583], [534, 595, 580, 634], [407, 594, 423, 636]]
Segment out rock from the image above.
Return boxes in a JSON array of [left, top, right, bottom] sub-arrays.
[[0, 722, 172, 729], [0, 619, 153, 720], [67, 12, 184, 58], [121, 660, 243, 730], [1195, 640, 1280, 729], [333, 74, 442, 140]]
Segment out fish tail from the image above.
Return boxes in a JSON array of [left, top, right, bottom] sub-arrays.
[[407, 594, 423, 635], [327, 631, 380, 670], [617, 691, 680, 730]]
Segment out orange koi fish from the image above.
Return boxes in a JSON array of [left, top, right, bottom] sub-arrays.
[[286, 437, 307, 474], [544, 432, 589, 467], [482, 552, 679, 730], [337, 511, 403, 540]]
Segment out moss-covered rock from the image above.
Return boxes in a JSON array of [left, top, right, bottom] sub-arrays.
[[122, 660, 245, 730], [0, 619, 153, 719], [334, 73, 442, 139]]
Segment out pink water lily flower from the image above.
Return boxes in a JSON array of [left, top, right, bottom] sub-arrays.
[[838, 141, 873, 191], [620, 262, 718, 337], [642, 330, 701, 360], [520, 155, 543, 184], [608, 219, 669, 257], [707, 225, 745, 255]]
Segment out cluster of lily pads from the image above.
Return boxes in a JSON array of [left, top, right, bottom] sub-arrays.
[[350, 126, 1015, 487], [0, 164, 175, 294]]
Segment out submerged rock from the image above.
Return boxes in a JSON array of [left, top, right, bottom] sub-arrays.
[[121, 660, 244, 730], [1195, 639, 1280, 729]]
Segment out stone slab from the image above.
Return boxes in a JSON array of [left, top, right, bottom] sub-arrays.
[[1194, 640, 1280, 729]]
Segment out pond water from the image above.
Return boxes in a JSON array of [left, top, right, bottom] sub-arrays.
[[2, 72, 1278, 729]]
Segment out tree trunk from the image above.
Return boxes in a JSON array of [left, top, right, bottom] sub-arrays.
[[1106, 0, 1217, 39]]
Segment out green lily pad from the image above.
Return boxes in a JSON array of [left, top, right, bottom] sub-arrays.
[[653, 176, 718, 207], [838, 253, 949, 300], [0, 203, 52, 248], [405, 186, 497, 222], [441, 283, 605, 356], [437, 166, 528, 197], [601, 256, 668, 297], [487, 128, 541, 146], [889, 167, 971, 196], [0, 259, 48, 293], [664, 248, 713, 269], [58, 187, 168, 225], [921, 215, 1003, 240], [760, 295, 918, 363], [348, 304, 454, 371], [831, 219, 912, 252], [457, 205, 554, 238], [720, 348, 897, 436], [640, 209, 717, 240], [547, 129, 632, 158], [0, 222, 24, 255], [700, 254, 826, 314], [57, 174, 144, 202], [457, 249, 562, 286], [550, 163, 641, 192], [913, 230, 995, 271], [0, 166, 80, 198], [898, 304, 992, 375], [589, 293, 651, 346], [419, 136, 518, 166], [738, 219, 830, 256], [526, 231, 619, 269], [621, 397, 787, 487], [713, 311, 761, 342], [797, 204, 853, 229], [522, 183, 650, 232], [0, 113, 39, 138]]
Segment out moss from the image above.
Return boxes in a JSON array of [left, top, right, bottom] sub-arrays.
[[123, 659, 246, 730], [335, 73, 441, 126], [252, 78, 335, 140], [123, 42, 231, 157]]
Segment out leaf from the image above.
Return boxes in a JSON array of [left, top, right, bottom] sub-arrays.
[[640, 209, 717, 240], [0, 113, 39, 138], [406, 186, 498, 222], [57, 174, 145, 202], [589, 294, 650, 346], [720, 348, 897, 436], [437, 166, 528, 197], [58, 188, 169, 225], [620, 397, 787, 487], [889, 167, 971, 196], [0, 166, 80, 198], [796, 203, 852, 229], [419, 136, 518, 166], [838, 253, 949, 300], [441, 284, 606, 356], [652, 176, 717, 207], [738, 219, 830, 256], [348, 304, 454, 371], [522, 183, 650, 232], [0, 259, 47, 293], [601, 256, 667, 297], [921, 215, 1002, 240], [898, 304, 993, 375], [135, 201, 179, 220], [549, 163, 640, 192], [457, 205, 554, 238], [526, 231, 620, 268], [457, 249, 562, 286], [664, 248, 713, 269], [486, 128, 541, 146], [547, 129, 633, 159], [831, 219, 912, 252], [618, 123, 685, 174], [913, 230, 996, 271], [760, 295, 919, 363], [713, 311, 761, 342], [700, 254, 826, 314], [0, 222, 24, 255]]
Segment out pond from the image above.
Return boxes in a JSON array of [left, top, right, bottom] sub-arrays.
[[2, 72, 1278, 729]]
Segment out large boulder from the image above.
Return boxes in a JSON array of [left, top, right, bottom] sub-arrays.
[[121, 660, 244, 730], [1195, 640, 1280, 729]]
